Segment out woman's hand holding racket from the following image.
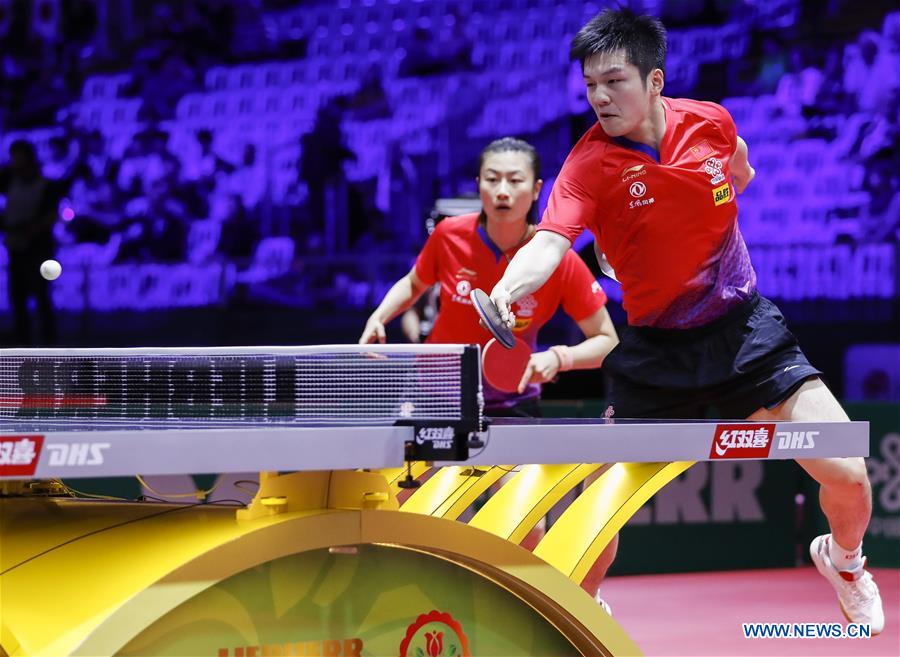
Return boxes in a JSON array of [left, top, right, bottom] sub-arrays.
[[482, 340, 563, 393], [517, 350, 562, 392]]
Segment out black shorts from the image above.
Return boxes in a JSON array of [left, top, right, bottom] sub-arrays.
[[604, 293, 822, 419]]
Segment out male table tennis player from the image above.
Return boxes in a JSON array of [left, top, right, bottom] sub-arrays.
[[488, 9, 883, 632]]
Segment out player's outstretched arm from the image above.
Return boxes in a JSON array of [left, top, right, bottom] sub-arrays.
[[359, 267, 429, 344], [731, 136, 755, 194], [490, 230, 570, 328]]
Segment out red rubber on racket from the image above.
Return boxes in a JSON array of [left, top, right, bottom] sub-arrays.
[[482, 337, 532, 393]]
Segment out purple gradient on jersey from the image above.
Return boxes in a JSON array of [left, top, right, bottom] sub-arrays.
[[657, 222, 758, 329]]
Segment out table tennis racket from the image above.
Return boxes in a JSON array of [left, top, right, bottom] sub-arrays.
[[482, 337, 532, 393], [470, 288, 515, 349]]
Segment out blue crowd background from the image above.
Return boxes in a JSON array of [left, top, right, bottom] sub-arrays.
[[0, 0, 897, 402]]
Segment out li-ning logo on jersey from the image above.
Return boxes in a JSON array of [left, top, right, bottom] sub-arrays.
[[621, 164, 646, 182], [712, 182, 732, 206], [710, 424, 774, 459]]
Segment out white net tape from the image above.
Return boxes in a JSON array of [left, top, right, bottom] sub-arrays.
[[0, 345, 479, 426]]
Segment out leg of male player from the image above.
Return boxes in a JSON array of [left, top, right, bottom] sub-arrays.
[[748, 378, 883, 633]]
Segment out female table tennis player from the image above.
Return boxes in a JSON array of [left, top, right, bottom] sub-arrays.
[[359, 137, 618, 417], [360, 137, 620, 612]]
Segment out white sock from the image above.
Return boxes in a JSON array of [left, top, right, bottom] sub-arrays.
[[829, 535, 864, 571]]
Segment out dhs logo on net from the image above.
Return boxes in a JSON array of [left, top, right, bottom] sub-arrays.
[[628, 181, 656, 209], [415, 427, 454, 450], [710, 424, 775, 459]]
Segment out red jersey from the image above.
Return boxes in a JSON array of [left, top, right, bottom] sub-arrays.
[[415, 213, 606, 408], [539, 97, 757, 328]]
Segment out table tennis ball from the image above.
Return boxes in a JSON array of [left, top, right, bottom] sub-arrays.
[[40, 259, 62, 281]]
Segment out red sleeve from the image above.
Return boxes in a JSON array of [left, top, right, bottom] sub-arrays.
[[559, 252, 607, 322], [704, 101, 738, 153], [414, 225, 441, 285], [536, 145, 601, 243]]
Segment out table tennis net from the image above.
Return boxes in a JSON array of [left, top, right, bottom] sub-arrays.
[[0, 345, 482, 426]]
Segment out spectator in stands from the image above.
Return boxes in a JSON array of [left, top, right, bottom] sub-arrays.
[[807, 45, 847, 124], [220, 144, 266, 213], [219, 193, 260, 260], [344, 64, 391, 121], [43, 134, 78, 182], [182, 129, 231, 185], [137, 50, 197, 121], [859, 148, 900, 242], [0, 140, 60, 345], [300, 98, 354, 251], [752, 34, 788, 95], [79, 129, 112, 180], [775, 49, 824, 117], [398, 20, 473, 77], [119, 176, 188, 263], [67, 161, 119, 244]]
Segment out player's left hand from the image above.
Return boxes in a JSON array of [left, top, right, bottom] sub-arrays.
[[734, 165, 755, 193], [517, 350, 560, 393]]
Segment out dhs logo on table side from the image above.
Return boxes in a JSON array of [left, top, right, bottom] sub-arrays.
[[710, 424, 775, 459], [47, 442, 110, 467], [415, 426, 454, 450], [775, 430, 818, 450]]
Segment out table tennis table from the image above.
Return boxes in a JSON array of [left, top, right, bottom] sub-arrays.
[[0, 415, 869, 480], [0, 345, 871, 657]]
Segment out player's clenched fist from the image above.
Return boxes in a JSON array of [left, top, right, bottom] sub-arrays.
[[489, 283, 515, 329]]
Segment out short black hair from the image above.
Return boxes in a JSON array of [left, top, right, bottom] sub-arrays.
[[570, 8, 667, 81], [477, 137, 542, 225]]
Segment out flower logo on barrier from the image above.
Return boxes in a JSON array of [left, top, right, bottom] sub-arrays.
[[399, 610, 470, 657]]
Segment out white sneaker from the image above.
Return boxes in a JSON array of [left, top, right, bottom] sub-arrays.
[[810, 534, 884, 634], [594, 591, 613, 616]]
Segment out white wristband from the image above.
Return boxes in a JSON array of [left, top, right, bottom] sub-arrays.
[[549, 345, 574, 372]]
